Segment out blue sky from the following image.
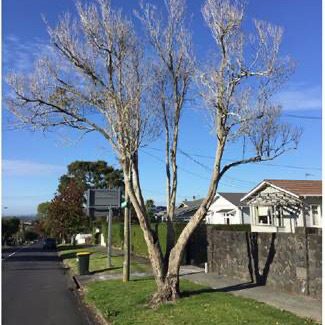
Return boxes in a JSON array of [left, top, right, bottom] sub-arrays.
[[2, 0, 322, 215]]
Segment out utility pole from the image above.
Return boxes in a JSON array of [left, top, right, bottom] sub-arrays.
[[123, 193, 131, 282], [107, 207, 113, 268]]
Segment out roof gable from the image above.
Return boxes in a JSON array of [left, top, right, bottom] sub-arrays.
[[264, 180, 322, 196], [179, 198, 203, 209], [218, 192, 246, 206], [241, 179, 322, 202]]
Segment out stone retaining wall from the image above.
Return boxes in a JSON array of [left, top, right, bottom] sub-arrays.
[[207, 228, 322, 299]]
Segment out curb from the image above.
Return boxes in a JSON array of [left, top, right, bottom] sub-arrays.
[[71, 273, 108, 325], [61, 262, 107, 325], [73, 275, 82, 290], [64, 266, 106, 324]]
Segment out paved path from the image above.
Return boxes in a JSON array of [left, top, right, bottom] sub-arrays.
[[2, 242, 94, 325], [180, 265, 322, 323]]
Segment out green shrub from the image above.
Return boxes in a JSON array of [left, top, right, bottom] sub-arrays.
[[104, 222, 249, 258], [101, 222, 124, 248], [112, 223, 124, 248], [131, 225, 148, 257]]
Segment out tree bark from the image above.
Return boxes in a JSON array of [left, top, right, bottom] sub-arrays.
[[150, 273, 180, 306], [122, 158, 166, 289]]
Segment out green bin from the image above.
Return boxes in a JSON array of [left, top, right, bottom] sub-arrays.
[[77, 252, 91, 275]]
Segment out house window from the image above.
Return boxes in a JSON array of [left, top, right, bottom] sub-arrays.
[[256, 206, 273, 225], [277, 207, 284, 227], [310, 205, 320, 226]]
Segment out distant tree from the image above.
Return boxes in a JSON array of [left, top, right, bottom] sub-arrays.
[[33, 220, 45, 237], [58, 160, 123, 193], [2, 217, 20, 244], [24, 230, 39, 242], [36, 201, 51, 236], [47, 179, 88, 242], [145, 199, 155, 222], [37, 201, 50, 218]]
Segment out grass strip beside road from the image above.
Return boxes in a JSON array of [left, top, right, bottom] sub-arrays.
[[58, 244, 150, 275], [84, 279, 317, 325]]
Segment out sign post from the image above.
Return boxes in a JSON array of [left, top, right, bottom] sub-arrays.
[[107, 207, 113, 268], [122, 194, 130, 282], [85, 188, 121, 269]]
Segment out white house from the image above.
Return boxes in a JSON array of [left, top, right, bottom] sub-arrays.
[[75, 233, 93, 245], [241, 179, 322, 233], [205, 192, 250, 225]]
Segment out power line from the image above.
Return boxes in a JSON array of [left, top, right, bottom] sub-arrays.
[[146, 146, 321, 172], [283, 114, 321, 120], [141, 149, 248, 190], [141, 149, 211, 181], [261, 162, 321, 171], [177, 148, 256, 186]]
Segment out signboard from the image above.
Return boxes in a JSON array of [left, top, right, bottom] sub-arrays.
[[85, 188, 121, 218]]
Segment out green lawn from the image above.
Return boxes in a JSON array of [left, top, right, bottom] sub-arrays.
[[84, 279, 317, 325], [58, 245, 150, 275]]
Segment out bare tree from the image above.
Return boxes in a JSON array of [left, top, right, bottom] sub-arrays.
[[6, 0, 300, 305], [156, 0, 300, 303], [136, 0, 194, 270], [6, 0, 166, 293]]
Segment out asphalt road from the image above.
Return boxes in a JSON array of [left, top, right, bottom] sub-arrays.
[[2, 242, 93, 325]]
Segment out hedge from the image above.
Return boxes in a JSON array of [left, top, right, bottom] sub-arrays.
[[100, 222, 250, 258], [100, 222, 187, 258]]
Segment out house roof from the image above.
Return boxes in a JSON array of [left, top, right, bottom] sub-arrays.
[[264, 180, 322, 196], [215, 208, 234, 213], [218, 192, 246, 206], [179, 198, 204, 209], [241, 179, 322, 202], [162, 198, 204, 221]]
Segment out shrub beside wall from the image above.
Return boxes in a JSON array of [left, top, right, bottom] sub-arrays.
[[100, 222, 249, 264], [100, 222, 188, 258], [100, 222, 124, 248]]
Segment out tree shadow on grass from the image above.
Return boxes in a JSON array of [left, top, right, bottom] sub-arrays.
[[130, 276, 155, 282], [179, 270, 205, 277], [90, 266, 122, 274], [181, 281, 261, 298]]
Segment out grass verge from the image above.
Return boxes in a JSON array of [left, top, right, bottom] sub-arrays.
[[58, 244, 150, 275], [84, 279, 317, 325]]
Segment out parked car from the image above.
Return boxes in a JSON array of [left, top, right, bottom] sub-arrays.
[[43, 238, 57, 250]]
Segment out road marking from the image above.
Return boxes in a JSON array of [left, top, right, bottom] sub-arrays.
[[2, 243, 34, 261]]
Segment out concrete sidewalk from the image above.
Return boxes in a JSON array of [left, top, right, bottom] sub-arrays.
[[180, 265, 322, 323]]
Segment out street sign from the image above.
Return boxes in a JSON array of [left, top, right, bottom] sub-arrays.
[[85, 188, 121, 218], [121, 201, 128, 208]]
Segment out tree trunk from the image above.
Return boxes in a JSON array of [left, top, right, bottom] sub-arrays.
[[156, 137, 227, 303], [121, 159, 165, 289], [150, 273, 180, 306]]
